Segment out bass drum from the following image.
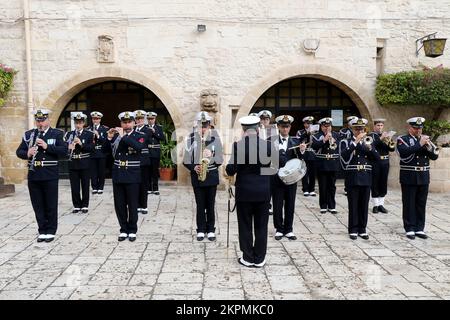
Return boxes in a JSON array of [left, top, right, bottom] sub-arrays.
[[277, 158, 307, 185]]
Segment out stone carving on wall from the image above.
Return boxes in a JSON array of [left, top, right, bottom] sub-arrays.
[[97, 35, 115, 63], [200, 89, 219, 113]]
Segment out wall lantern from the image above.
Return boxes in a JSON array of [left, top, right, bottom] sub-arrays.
[[197, 24, 206, 33], [416, 33, 447, 58]]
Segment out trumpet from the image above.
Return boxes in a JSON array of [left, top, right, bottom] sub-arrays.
[[420, 135, 440, 155], [107, 127, 121, 138], [362, 135, 373, 150]]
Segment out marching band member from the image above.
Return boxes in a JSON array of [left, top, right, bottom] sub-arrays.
[[340, 118, 380, 240], [65, 113, 94, 214], [369, 119, 396, 213], [257, 110, 277, 141], [397, 117, 439, 240], [88, 111, 109, 195], [296, 116, 317, 197], [183, 111, 223, 241], [134, 110, 152, 214], [339, 116, 357, 140], [146, 112, 165, 195], [16, 109, 67, 243], [107, 112, 145, 242], [226, 115, 274, 268], [271, 115, 305, 241], [312, 117, 341, 214]]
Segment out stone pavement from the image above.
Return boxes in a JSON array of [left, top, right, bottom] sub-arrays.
[[0, 181, 449, 300]]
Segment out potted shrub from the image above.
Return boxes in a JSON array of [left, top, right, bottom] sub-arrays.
[[159, 120, 177, 181], [0, 63, 17, 107]]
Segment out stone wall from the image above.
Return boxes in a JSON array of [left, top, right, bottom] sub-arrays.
[[1, 0, 450, 188]]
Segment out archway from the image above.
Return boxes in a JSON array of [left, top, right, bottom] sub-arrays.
[[235, 63, 375, 128], [249, 76, 362, 134], [40, 67, 183, 182]]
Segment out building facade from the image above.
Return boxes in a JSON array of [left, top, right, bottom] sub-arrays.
[[1, 0, 449, 188]]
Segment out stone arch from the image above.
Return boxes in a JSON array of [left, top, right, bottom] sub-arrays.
[[40, 66, 187, 184], [41, 67, 182, 130], [235, 63, 376, 127]]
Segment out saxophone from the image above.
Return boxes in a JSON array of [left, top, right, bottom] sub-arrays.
[[198, 133, 210, 182]]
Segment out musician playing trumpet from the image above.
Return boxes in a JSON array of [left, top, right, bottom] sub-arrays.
[[368, 119, 396, 214], [64, 113, 94, 214], [183, 111, 223, 242], [397, 117, 439, 240], [295, 116, 317, 197], [340, 118, 380, 240], [311, 117, 341, 214]]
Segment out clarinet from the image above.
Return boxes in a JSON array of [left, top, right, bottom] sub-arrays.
[[29, 130, 44, 172], [67, 130, 78, 160]]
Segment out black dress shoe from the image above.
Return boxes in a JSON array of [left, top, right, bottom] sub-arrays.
[[118, 234, 128, 241], [415, 232, 428, 239], [141, 208, 148, 214], [285, 234, 297, 241], [372, 206, 379, 213], [72, 209, 80, 214], [81, 209, 88, 214], [97, 190, 103, 195], [274, 233, 283, 241], [378, 205, 388, 213], [358, 234, 369, 240], [153, 191, 160, 195], [349, 234, 357, 240], [406, 234, 416, 240], [92, 190, 98, 194], [37, 236, 45, 243], [45, 236, 54, 243]]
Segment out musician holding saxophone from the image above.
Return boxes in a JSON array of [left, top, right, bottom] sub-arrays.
[[64, 113, 94, 214], [339, 118, 380, 240], [311, 117, 341, 214], [368, 119, 396, 214], [16, 109, 67, 243], [397, 117, 439, 240], [183, 111, 223, 241]]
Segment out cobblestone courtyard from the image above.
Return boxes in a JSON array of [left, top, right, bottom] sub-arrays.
[[0, 182, 449, 300]]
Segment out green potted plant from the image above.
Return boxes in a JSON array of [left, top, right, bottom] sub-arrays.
[[159, 119, 177, 180], [0, 63, 17, 107]]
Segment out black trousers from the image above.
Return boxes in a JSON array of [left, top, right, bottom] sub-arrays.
[[90, 157, 106, 191], [347, 186, 370, 234], [401, 184, 429, 233], [28, 179, 58, 235], [272, 183, 297, 234], [317, 171, 337, 210], [149, 157, 160, 191], [113, 183, 139, 234], [193, 186, 217, 233], [371, 162, 389, 198], [301, 160, 316, 192], [236, 201, 269, 264], [69, 169, 90, 208], [138, 165, 150, 209]]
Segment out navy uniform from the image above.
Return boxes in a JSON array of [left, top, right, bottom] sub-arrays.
[[295, 116, 317, 196], [16, 109, 67, 243], [311, 117, 341, 214], [64, 113, 95, 214], [107, 111, 145, 242], [183, 112, 223, 241], [226, 115, 274, 268], [397, 117, 439, 240], [271, 115, 303, 241], [340, 118, 380, 240], [134, 110, 152, 214], [146, 112, 165, 195], [88, 111, 109, 194], [369, 119, 396, 213], [339, 116, 357, 196]]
